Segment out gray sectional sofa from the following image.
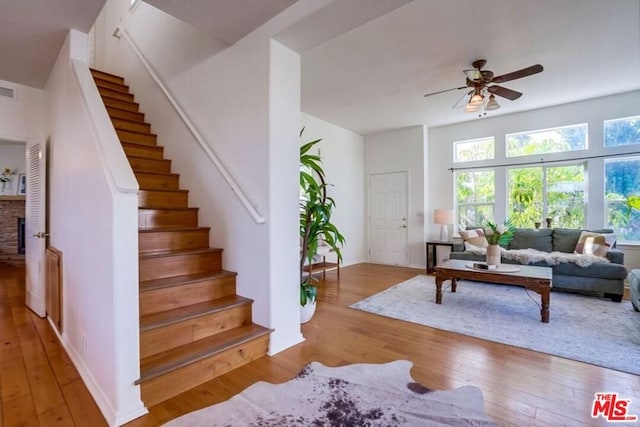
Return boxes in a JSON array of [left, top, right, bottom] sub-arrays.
[[449, 227, 628, 302]]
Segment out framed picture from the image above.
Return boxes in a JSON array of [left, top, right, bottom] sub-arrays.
[[17, 173, 26, 195]]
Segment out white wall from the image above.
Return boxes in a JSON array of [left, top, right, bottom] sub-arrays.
[[428, 90, 640, 271], [301, 113, 366, 267], [0, 143, 26, 194], [364, 126, 425, 268], [45, 30, 144, 426]]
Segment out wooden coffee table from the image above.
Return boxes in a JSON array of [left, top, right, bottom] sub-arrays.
[[434, 259, 553, 323]]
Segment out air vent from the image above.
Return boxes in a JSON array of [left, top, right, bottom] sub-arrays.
[[0, 85, 15, 99]]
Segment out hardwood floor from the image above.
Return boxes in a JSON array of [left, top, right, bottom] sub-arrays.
[[1, 264, 638, 426]]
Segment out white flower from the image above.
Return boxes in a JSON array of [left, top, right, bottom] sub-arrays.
[[496, 224, 508, 234], [485, 228, 494, 236]]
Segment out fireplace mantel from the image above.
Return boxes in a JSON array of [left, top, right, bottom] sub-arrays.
[[0, 195, 25, 201]]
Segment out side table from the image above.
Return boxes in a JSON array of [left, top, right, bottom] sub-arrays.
[[425, 240, 462, 274]]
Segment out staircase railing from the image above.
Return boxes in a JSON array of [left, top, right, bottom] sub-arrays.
[[118, 27, 266, 224]]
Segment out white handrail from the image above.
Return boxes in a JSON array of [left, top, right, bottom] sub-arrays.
[[119, 28, 266, 224]]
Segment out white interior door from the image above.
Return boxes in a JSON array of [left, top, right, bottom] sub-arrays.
[[25, 140, 47, 317], [368, 172, 408, 266]]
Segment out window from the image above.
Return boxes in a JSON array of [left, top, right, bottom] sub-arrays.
[[604, 115, 640, 147], [605, 157, 640, 241], [453, 137, 494, 162], [508, 164, 585, 228], [506, 124, 587, 157], [455, 170, 494, 227]]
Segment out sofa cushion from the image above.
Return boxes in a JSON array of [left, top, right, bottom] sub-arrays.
[[509, 228, 553, 252], [459, 228, 488, 250], [574, 231, 616, 257], [553, 261, 628, 280], [552, 228, 583, 252]]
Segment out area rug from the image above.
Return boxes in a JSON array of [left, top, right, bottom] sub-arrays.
[[162, 360, 496, 426], [350, 275, 640, 375]]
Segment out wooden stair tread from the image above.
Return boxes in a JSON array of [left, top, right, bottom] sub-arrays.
[[139, 247, 223, 260], [115, 127, 158, 138], [140, 270, 236, 292], [138, 324, 272, 382], [90, 68, 125, 83], [122, 141, 164, 151], [139, 207, 198, 212], [106, 106, 145, 122], [140, 295, 252, 331], [93, 78, 130, 93], [139, 226, 210, 234], [138, 188, 189, 194]]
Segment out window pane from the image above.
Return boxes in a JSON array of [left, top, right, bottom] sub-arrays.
[[546, 165, 585, 228], [605, 157, 640, 241], [453, 137, 494, 162], [508, 167, 543, 227], [455, 170, 494, 228], [604, 115, 640, 147], [506, 124, 587, 157]]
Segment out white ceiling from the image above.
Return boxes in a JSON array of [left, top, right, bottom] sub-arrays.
[[300, 0, 640, 134], [2, 0, 638, 135], [0, 0, 106, 88]]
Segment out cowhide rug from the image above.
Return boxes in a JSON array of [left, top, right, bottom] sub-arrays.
[[162, 360, 496, 426]]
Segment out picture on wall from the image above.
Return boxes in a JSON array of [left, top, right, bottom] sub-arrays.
[[17, 173, 26, 195]]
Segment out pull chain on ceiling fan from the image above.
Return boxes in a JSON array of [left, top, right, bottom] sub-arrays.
[[424, 59, 544, 116]]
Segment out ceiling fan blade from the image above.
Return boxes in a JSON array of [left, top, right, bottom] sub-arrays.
[[423, 86, 466, 97], [487, 85, 523, 100], [452, 90, 473, 109], [491, 64, 543, 84]]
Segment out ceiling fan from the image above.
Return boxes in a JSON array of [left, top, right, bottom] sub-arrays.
[[424, 59, 544, 115]]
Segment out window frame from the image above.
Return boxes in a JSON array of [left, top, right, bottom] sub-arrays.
[[505, 123, 588, 158], [453, 136, 495, 163]]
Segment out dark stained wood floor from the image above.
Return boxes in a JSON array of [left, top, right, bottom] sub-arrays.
[[1, 264, 638, 426]]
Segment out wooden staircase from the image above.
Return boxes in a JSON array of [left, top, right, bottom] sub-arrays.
[[90, 69, 271, 407]]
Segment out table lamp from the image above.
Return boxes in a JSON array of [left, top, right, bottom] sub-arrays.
[[434, 209, 454, 242]]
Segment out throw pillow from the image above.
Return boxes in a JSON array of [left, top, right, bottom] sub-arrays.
[[459, 228, 488, 250], [574, 231, 616, 257]]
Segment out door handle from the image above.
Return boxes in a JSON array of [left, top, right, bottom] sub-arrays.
[[33, 232, 49, 239], [400, 225, 407, 229]]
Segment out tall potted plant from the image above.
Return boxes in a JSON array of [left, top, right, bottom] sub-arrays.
[[299, 130, 345, 322]]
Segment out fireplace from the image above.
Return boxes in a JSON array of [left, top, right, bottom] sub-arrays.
[[18, 217, 25, 254]]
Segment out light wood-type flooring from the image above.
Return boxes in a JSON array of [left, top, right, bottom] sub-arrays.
[[1, 264, 638, 426]]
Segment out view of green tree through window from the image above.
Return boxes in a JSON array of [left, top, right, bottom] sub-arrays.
[[455, 170, 494, 227], [604, 115, 640, 147], [605, 157, 640, 241], [508, 164, 585, 228], [506, 124, 587, 157], [454, 137, 494, 162]]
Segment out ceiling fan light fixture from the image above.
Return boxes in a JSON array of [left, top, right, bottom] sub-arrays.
[[469, 92, 484, 106], [485, 94, 500, 110], [464, 102, 479, 113]]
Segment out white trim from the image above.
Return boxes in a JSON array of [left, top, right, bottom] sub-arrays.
[[119, 28, 266, 225]]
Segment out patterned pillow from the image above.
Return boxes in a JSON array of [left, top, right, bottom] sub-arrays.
[[459, 228, 488, 250], [574, 231, 616, 257]]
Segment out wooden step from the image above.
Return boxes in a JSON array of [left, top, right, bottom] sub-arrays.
[[139, 207, 198, 229], [139, 227, 210, 253], [135, 172, 180, 191], [90, 69, 124, 85], [139, 248, 223, 281], [117, 129, 157, 146], [111, 118, 151, 134], [140, 296, 253, 358], [106, 106, 145, 123], [98, 87, 135, 102], [140, 271, 237, 316], [138, 189, 189, 209], [129, 156, 172, 174], [102, 96, 140, 113], [138, 324, 271, 406], [123, 142, 164, 160], [93, 77, 130, 94]]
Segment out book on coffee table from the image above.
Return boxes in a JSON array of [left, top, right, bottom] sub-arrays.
[[472, 262, 497, 270]]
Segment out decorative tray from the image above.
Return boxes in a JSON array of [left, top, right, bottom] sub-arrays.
[[465, 263, 520, 273]]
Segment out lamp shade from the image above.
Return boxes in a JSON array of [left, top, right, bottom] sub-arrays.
[[434, 209, 454, 225]]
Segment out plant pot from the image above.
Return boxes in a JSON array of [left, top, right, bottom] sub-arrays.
[[486, 244, 501, 266], [300, 299, 317, 324]]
